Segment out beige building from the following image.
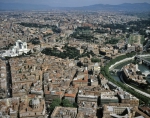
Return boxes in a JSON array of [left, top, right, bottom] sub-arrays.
[[64, 86, 78, 103], [92, 63, 100, 75], [51, 106, 77, 118], [122, 63, 147, 86], [78, 101, 97, 117], [19, 96, 46, 118], [103, 103, 149, 118], [0, 97, 20, 118], [73, 68, 89, 87], [117, 91, 139, 107], [101, 92, 119, 105], [0, 59, 7, 98], [99, 74, 108, 86], [103, 103, 131, 118]]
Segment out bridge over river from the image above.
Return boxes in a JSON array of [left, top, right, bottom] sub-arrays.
[[135, 55, 150, 68]]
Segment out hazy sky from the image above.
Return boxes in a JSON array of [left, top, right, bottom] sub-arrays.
[[1, 0, 150, 7]]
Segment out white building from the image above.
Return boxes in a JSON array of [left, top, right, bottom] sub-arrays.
[[1, 40, 30, 57]]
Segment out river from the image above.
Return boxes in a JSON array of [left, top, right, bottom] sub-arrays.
[[109, 56, 150, 83]]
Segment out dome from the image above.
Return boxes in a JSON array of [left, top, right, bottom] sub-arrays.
[[30, 97, 40, 106], [17, 40, 22, 43]]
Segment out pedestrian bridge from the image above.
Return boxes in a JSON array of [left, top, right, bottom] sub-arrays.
[[135, 55, 150, 67]]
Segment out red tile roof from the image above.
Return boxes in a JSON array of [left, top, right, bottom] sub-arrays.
[[64, 94, 76, 98]]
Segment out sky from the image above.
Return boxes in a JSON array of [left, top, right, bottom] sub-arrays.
[[1, 0, 150, 7]]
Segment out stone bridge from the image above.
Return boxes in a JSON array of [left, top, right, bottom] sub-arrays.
[[135, 55, 150, 68]]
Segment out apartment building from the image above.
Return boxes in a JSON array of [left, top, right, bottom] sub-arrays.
[[0, 59, 7, 98], [51, 106, 77, 118], [101, 91, 119, 105]]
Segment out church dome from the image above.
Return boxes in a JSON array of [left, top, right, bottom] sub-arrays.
[[30, 97, 40, 106]]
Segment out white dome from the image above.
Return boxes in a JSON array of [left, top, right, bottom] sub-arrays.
[[17, 40, 22, 43], [30, 97, 40, 106]]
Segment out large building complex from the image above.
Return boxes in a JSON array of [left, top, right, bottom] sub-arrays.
[[1, 40, 30, 57]]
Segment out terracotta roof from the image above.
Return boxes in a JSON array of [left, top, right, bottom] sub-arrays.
[[55, 92, 63, 95], [28, 94, 36, 98], [44, 91, 50, 94], [64, 94, 76, 98], [73, 78, 88, 82], [84, 70, 88, 74]]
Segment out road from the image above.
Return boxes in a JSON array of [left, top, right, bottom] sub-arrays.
[[5, 60, 12, 98]]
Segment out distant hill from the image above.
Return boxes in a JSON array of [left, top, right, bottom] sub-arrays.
[[67, 3, 150, 12], [0, 2, 150, 12]]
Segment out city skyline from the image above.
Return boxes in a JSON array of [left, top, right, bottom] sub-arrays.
[[0, 0, 150, 7], [0, 1, 150, 117]]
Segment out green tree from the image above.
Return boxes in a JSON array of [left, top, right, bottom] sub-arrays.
[[91, 58, 100, 62], [62, 99, 73, 107], [126, 34, 130, 38], [41, 45, 80, 59], [30, 38, 40, 45], [50, 98, 61, 111], [73, 102, 78, 107], [53, 98, 61, 104]]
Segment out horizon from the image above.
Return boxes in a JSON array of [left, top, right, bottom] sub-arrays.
[[0, 0, 150, 7]]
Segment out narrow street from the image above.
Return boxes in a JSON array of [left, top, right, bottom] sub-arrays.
[[5, 60, 12, 98]]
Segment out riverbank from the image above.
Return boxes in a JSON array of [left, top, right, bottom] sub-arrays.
[[109, 54, 150, 82], [101, 52, 150, 104], [109, 54, 150, 71], [109, 56, 134, 70]]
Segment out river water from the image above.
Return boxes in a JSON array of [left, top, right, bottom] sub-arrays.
[[109, 56, 150, 83]]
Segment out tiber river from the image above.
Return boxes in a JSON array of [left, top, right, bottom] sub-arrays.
[[110, 56, 150, 83]]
